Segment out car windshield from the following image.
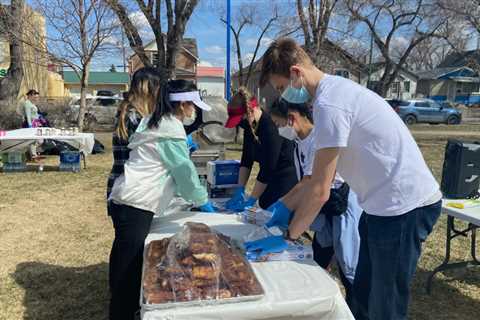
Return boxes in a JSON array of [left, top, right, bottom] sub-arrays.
[[96, 98, 120, 106]]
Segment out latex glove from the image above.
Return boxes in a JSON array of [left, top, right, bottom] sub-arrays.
[[244, 235, 288, 257], [198, 201, 217, 213], [225, 186, 245, 209], [230, 196, 257, 212], [265, 200, 292, 229], [186, 134, 199, 153]]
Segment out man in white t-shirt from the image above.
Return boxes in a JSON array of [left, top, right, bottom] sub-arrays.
[[259, 38, 442, 320]]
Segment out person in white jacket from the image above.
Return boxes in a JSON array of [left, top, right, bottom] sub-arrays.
[[108, 79, 215, 320]]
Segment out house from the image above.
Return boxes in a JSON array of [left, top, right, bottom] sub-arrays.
[[196, 66, 225, 98], [232, 39, 366, 108], [128, 38, 199, 81], [416, 50, 480, 105], [63, 71, 130, 96], [360, 63, 419, 100], [0, 5, 48, 97]]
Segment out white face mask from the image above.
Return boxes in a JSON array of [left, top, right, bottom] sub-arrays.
[[182, 107, 196, 126], [278, 125, 298, 141]]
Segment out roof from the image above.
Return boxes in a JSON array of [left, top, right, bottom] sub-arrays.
[[63, 71, 130, 85], [197, 66, 225, 78], [417, 66, 477, 80], [365, 62, 418, 80], [438, 50, 480, 68], [141, 37, 199, 60]]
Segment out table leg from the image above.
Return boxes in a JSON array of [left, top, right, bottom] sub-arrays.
[[426, 217, 480, 294], [81, 152, 87, 169], [426, 216, 453, 294]]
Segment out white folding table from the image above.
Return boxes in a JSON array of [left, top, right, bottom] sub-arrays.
[[426, 199, 480, 293], [141, 212, 354, 320]]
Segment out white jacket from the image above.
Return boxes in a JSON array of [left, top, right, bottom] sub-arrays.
[[109, 115, 208, 215]]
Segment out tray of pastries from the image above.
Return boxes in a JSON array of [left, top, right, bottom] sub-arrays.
[[142, 222, 264, 309]]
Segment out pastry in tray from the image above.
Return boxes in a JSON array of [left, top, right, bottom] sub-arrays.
[[143, 222, 264, 305]]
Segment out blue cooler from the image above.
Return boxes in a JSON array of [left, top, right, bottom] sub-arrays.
[[207, 160, 240, 186], [59, 151, 81, 172]]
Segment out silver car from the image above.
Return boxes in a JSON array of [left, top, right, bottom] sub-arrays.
[[68, 96, 122, 129]]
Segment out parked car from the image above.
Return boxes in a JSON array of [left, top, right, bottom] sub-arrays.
[[392, 99, 462, 125], [386, 99, 410, 113], [68, 96, 122, 129]]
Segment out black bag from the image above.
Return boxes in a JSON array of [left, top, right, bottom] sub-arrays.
[[92, 139, 105, 154], [320, 182, 350, 216]]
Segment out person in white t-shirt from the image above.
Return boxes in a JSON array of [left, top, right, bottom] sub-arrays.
[[258, 38, 442, 320], [268, 98, 361, 309]]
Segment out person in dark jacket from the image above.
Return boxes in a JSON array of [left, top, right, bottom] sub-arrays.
[[224, 87, 298, 210]]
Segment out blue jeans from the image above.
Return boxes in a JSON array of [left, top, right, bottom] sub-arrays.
[[352, 200, 441, 320]]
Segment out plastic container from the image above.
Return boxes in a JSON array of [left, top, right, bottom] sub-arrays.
[[1, 152, 27, 173], [207, 160, 240, 186], [59, 151, 81, 172]]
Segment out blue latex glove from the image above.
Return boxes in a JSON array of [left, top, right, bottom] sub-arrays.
[[198, 201, 217, 213], [186, 134, 199, 153], [244, 235, 288, 257], [265, 200, 292, 229], [225, 186, 245, 210], [230, 195, 257, 212]]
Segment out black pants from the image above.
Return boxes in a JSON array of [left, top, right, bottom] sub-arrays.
[[109, 202, 154, 320]]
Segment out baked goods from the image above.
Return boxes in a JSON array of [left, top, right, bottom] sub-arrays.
[[143, 222, 264, 306]]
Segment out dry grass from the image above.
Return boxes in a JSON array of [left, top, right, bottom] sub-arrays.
[[0, 126, 479, 320]]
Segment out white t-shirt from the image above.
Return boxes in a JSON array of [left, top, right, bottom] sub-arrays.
[[312, 75, 439, 216], [294, 128, 344, 188]]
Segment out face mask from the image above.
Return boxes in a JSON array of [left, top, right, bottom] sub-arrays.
[[281, 77, 311, 104], [278, 125, 298, 141], [182, 108, 196, 126]]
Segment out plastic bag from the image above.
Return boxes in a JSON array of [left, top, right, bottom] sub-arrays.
[[142, 222, 264, 308], [237, 207, 273, 226]]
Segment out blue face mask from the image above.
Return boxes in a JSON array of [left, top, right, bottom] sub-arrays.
[[281, 77, 311, 104]]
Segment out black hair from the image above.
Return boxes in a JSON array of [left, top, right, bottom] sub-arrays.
[[26, 89, 39, 96], [148, 79, 198, 128], [270, 98, 313, 123]]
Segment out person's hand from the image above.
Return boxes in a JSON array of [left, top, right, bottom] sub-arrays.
[[198, 201, 217, 213], [265, 200, 292, 229], [186, 134, 199, 153], [230, 195, 257, 212], [244, 235, 288, 257], [225, 186, 245, 210]]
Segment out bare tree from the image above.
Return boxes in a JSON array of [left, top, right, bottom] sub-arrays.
[[296, 0, 341, 67], [37, 0, 118, 131], [106, 0, 199, 81], [220, 3, 279, 87], [0, 0, 25, 100], [437, 0, 480, 72], [346, 0, 447, 96]]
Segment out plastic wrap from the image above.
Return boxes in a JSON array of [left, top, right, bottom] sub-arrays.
[[237, 207, 273, 226], [142, 222, 264, 309]]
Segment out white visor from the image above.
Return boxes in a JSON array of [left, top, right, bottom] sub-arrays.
[[169, 91, 211, 111]]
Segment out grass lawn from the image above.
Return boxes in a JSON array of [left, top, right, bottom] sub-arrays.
[[1, 124, 479, 320]]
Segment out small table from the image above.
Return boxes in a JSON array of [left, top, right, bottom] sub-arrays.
[[426, 199, 480, 294], [0, 128, 95, 168], [141, 212, 354, 320]]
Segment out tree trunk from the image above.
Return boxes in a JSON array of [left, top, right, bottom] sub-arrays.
[[77, 66, 89, 131], [0, 0, 24, 100]]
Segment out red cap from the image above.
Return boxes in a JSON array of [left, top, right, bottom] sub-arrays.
[[225, 97, 258, 128]]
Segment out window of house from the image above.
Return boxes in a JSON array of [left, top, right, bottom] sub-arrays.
[[334, 69, 350, 79], [391, 82, 400, 94], [458, 82, 480, 94], [404, 81, 410, 93]]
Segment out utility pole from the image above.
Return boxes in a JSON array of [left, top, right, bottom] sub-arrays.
[[226, 0, 231, 100]]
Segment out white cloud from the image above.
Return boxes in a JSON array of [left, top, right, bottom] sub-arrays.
[[204, 45, 224, 54], [242, 52, 255, 65], [199, 60, 213, 67], [128, 11, 152, 39], [245, 37, 273, 48]]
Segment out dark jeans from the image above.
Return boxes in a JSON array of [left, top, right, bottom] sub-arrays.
[[352, 200, 442, 320], [109, 202, 154, 320]]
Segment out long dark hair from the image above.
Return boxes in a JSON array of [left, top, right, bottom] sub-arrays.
[[116, 67, 161, 140], [270, 98, 313, 123], [148, 79, 198, 128]]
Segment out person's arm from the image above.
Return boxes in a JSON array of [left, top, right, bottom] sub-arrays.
[[239, 128, 254, 186], [238, 166, 251, 186], [281, 176, 310, 209], [288, 147, 340, 239], [24, 101, 33, 126], [156, 139, 208, 207], [250, 180, 267, 199]]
